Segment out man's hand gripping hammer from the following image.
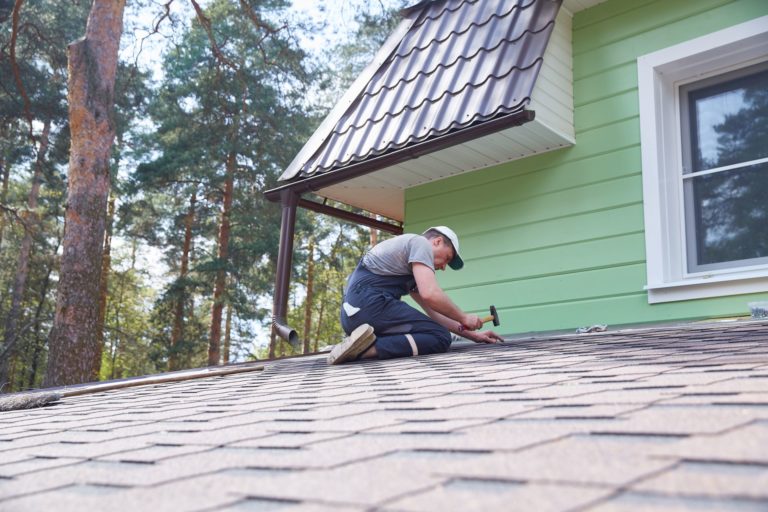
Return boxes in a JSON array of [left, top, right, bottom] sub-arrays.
[[458, 305, 500, 332]]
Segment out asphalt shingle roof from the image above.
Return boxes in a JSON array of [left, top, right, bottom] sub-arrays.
[[1, 320, 767, 511]]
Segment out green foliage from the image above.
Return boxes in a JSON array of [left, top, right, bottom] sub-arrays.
[[1, 0, 400, 390], [99, 251, 159, 381]]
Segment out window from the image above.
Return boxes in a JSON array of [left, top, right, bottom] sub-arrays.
[[681, 64, 768, 273], [638, 16, 768, 303]]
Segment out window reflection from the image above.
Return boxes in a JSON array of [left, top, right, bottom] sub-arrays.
[[684, 65, 768, 272], [689, 68, 768, 172], [686, 162, 768, 266]]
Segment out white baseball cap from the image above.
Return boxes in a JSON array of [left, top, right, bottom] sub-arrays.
[[423, 226, 464, 270]]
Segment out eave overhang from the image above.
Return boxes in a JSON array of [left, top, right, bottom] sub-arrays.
[[264, 109, 535, 203]]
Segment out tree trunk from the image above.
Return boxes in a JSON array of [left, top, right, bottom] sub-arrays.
[[208, 152, 235, 366], [94, 194, 115, 378], [302, 235, 315, 354], [223, 302, 232, 364], [1, 120, 50, 391], [0, 151, 9, 250], [44, 0, 126, 388], [169, 190, 196, 371]]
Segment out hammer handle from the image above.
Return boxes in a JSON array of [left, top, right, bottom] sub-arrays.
[[457, 314, 496, 331]]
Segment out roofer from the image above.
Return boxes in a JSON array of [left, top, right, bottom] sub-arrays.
[[328, 226, 504, 364]]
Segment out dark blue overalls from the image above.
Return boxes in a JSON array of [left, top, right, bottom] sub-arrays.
[[340, 261, 452, 359]]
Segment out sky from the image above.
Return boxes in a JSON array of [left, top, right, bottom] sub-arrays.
[[113, 0, 404, 356], [122, 0, 404, 80]]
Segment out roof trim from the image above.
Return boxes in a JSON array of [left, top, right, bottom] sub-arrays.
[[265, 108, 535, 202], [280, 11, 420, 182]]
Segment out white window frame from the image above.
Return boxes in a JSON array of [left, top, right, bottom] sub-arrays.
[[637, 16, 768, 304]]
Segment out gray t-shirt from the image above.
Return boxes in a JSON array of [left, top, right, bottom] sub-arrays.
[[362, 234, 434, 276]]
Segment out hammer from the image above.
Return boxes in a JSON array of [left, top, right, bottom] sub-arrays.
[[458, 305, 500, 331], [481, 305, 500, 327]]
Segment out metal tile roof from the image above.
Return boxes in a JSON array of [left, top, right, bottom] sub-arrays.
[[280, 0, 562, 182]]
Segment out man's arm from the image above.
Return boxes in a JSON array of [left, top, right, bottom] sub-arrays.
[[411, 262, 481, 330], [411, 291, 503, 344]]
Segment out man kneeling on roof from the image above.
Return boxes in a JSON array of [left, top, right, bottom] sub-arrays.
[[328, 226, 504, 364]]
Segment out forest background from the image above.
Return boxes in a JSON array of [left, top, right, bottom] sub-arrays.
[[0, 0, 406, 392]]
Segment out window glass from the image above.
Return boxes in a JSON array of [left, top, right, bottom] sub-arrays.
[[688, 68, 768, 172], [685, 162, 768, 268], [683, 65, 768, 272]]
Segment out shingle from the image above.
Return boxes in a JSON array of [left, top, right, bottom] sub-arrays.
[[381, 479, 613, 512], [587, 491, 768, 512], [2, 319, 767, 510], [631, 460, 768, 499], [434, 434, 677, 486]]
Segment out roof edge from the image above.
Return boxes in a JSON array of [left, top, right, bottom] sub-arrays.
[[265, 109, 535, 202]]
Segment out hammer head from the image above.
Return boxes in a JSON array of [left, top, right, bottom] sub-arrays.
[[489, 305, 500, 326]]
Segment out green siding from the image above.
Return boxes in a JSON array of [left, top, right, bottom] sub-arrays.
[[404, 0, 768, 335]]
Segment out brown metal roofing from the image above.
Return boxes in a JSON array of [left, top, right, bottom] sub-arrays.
[[280, 0, 562, 182]]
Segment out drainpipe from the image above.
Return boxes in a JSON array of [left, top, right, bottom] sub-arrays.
[[272, 189, 299, 346]]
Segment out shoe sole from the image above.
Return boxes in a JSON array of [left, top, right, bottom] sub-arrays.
[[328, 324, 376, 365]]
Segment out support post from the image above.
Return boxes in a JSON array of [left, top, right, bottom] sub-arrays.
[[272, 189, 299, 347]]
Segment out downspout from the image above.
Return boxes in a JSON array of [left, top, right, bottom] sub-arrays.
[[272, 189, 299, 346]]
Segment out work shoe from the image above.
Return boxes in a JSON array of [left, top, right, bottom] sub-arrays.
[[327, 324, 376, 365]]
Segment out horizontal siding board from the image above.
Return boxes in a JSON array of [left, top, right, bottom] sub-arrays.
[[573, 0, 729, 56], [408, 147, 641, 221], [456, 232, 646, 287], [574, 0, 768, 79], [573, 62, 637, 107], [565, 118, 640, 158], [408, 145, 641, 204], [462, 204, 644, 262], [451, 264, 648, 310], [418, 175, 643, 237], [575, 90, 638, 132], [572, 0, 665, 31]]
